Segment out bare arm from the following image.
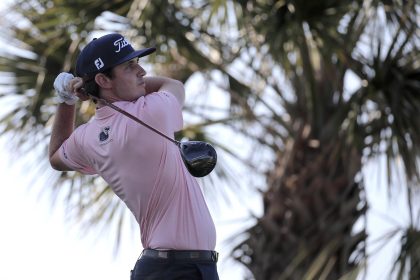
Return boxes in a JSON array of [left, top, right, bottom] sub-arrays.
[[48, 103, 75, 171], [144, 76, 185, 106], [49, 77, 83, 171]]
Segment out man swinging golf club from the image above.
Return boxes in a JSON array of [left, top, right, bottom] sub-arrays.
[[49, 33, 219, 280]]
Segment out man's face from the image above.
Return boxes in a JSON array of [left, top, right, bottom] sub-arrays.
[[108, 58, 147, 101]]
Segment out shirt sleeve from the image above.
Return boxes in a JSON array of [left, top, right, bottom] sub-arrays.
[[139, 91, 184, 133], [59, 126, 97, 175]]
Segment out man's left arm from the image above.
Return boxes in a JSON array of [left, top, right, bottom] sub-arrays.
[[49, 75, 84, 171], [49, 103, 75, 171]]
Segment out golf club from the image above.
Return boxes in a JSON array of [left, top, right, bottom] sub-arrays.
[[83, 91, 217, 177]]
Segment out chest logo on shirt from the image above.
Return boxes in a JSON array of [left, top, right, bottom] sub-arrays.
[[99, 126, 111, 144]]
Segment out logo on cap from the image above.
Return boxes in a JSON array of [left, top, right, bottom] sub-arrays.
[[95, 58, 105, 70], [114, 38, 129, 53]]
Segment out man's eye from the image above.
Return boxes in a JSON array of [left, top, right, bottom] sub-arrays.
[[127, 61, 136, 68]]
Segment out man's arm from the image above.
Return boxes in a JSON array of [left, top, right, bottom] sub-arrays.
[[49, 103, 75, 171], [49, 75, 85, 171], [144, 76, 185, 106]]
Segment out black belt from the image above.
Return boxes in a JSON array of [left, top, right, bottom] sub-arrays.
[[142, 249, 219, 262]]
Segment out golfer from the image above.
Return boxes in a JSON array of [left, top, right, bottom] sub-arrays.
[[48, 33, 219, 280]]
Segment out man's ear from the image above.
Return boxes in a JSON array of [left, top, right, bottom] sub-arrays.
[[95, 73, 112, 89]]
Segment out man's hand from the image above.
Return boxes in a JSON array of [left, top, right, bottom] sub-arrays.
[[69, 77, 90, 101], [54, 72, 89, 104]]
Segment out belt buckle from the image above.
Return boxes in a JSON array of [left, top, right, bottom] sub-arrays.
[[211, 251, 218, 262], [157, 251, 168, 259], [190, 252, 200, 259]]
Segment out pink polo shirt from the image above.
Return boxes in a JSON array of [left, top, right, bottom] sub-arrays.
[[59, 91, 216, 250]]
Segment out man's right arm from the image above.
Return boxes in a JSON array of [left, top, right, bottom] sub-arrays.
[[144, 76, 185, 106]]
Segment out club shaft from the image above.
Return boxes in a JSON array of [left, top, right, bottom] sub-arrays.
[[89, 94, 181, 146]]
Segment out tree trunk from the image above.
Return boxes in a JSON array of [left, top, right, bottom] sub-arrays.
[[234, 129, 367, 279]]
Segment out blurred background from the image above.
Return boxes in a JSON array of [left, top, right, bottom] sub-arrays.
[[0, 0, 419, 279]]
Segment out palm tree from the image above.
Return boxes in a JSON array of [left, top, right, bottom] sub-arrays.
[[228, 0, 420, 279], [0, 0, 419, 279]]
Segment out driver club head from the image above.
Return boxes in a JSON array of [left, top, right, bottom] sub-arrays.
[[179, 141, 217, 177]]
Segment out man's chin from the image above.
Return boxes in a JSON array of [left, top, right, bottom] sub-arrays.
[[137, 89, 147, 97], [130, 92, 145, 101]]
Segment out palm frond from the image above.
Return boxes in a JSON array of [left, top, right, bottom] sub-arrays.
[[392, 227, 420, 280]]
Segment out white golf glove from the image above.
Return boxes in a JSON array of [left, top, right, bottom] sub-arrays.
[[53, 72, 79, 105]]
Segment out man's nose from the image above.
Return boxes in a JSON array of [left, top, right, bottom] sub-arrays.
[[137, 65, 146, 76]]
